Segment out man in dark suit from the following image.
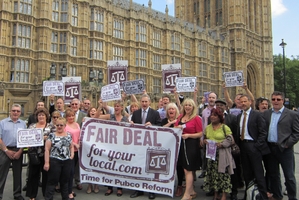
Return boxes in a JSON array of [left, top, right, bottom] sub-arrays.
[[238, 95, 269, 200], [130, 94, 161, 199], [263, 91, 299, 200]]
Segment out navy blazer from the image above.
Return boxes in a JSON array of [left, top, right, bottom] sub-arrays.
[[237, 109, 270, 155], [263, 108, 299, 151], [131, 107, 161, 126]]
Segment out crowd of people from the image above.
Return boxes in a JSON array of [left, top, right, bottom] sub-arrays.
[[0, 83, 298, 200]]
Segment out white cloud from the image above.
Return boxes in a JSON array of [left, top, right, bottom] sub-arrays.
[[271, 0, 287, 17], [166, 0, 174, 5]]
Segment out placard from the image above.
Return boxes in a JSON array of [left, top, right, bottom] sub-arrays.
[[223, 71, 244, 87], [79, 118, 182, 197], [43, 81, 64, 96], [122, 79, 145, 95], [100, 82, 121, 102], [229, 108, 242, 116], [175, 77, 197, 93], [162, 64, 181, 93], [17, 128, 44, 148], [107, 60, 128, 87], [64, 82, 81, 104]]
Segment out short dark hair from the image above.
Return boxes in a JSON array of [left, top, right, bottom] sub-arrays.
[[272, 91, 285, 99], [255, 97, 270, 110], [239, 94, 252, 101], [162, 94, 170, 100], [210, 108, 224, 123]]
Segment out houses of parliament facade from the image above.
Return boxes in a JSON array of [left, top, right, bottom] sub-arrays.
[[0, 0, 273, 118]]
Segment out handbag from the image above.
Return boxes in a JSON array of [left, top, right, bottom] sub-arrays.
[[28, 149, 41, 165], [222, 125, 240, 155]]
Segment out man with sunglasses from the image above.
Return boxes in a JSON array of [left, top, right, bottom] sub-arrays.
[[0, 104, 27, 200], [81, 99, 91, 114], [263, 91, 299, 200]]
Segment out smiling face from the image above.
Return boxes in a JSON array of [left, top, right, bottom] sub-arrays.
[[114, 103, 123, 115], [210, 113, 220, 124], [37, 113, 46, 123], [89, 108, 97, 117], [71, 99, 80, 112], [183, 102, 194, 115], [10, 106, 21, 121], [83, 100, 91, 111], [208, 93, 217, 107], [55, 119, 66, 133]]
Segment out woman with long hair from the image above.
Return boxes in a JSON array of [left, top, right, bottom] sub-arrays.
[[26, 108, 54, 200], [174, 98, 202, 200], [203, 108, 235, 200], [44, 117, 74, 200], [64, 109, 80, 200], [96, 100, 128, 197], [161, 103, 184, 197]]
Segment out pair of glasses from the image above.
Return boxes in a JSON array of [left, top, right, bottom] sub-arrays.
[[84, 103, 90, 105], [52, 116, 59, 119], [71, 103, 78, 105], [11, 110, 21, 113], [272, 98, 282, 101], [56, 124, 64, 127]]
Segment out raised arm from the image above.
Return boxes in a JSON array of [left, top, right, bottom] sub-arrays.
[[222, 82, 234, 108]]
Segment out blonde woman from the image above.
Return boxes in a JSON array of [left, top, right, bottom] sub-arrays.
[[174, 98, 203, 200], [44, 117, 74, 200]]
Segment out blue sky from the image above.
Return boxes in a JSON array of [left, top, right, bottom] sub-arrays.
[[133, 0, 298, 58]]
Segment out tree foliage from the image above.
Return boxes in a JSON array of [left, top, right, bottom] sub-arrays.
[[273, 55, 299, 107]]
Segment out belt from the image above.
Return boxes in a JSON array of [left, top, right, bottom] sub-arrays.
[[241, 139, 254, 142], [7, 146, 17, 148], [268, 142, 278, 146]]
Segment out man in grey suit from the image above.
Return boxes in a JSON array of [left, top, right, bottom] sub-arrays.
[[130, 94, 161, 199], [70, 98, 86, 128], [263, 91, 299, 200]]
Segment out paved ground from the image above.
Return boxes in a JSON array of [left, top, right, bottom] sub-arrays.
[[3, 144, 299, 200]]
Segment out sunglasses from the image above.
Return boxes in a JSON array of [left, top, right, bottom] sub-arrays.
[[52, 116, 59, 119], [11, 110, 21, 113], [271, 98, 282, 101], [56, 124, 64, 127], [71, 103, 78, 105], [84, 103, 90, 105]]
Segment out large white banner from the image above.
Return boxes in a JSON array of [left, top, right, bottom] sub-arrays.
[[79, 118, 182, 197]]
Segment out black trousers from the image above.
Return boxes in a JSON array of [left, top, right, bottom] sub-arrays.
[[45, 158, 72, 200], [240, 141, 268, 200], [0, 148, 23, 199]]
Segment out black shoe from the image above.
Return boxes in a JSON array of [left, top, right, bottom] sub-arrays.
[[206, 190, 214, 196], [105, 189, 113, 196], [14, 196, 25, 200], [130, 191, 144, 198], [148, 193, 156, 199], [22, 184, 27, 191], [198, 172, 205, 178], [38, 181, 42, 187]]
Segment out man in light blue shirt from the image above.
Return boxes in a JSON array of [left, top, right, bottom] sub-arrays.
[[0, 104, 26, 200]]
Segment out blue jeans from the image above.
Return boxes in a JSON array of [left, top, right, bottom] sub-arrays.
[[265, 145, 297, 200]]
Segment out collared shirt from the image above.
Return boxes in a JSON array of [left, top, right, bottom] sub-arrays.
[[202, 106, 215, 131], [0, 117, 26, 147], [239, 107, 254, 140], [157, 107, 166, 120], [268, 106, 285, 142]]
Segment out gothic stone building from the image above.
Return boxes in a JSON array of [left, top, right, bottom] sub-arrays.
[[0, 0, 273, 119]]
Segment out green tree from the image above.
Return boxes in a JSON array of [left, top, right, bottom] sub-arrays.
[[273, 55, 299, 107]]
